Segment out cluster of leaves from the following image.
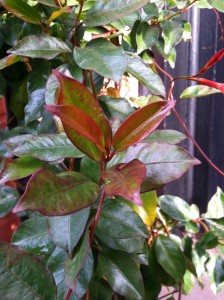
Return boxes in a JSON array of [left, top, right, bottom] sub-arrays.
[[0, 0, 224, 299]]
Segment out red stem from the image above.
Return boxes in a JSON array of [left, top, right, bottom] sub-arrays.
[[64, 289, 72, 300], [173, 107, 224, 176], [213, 9, 224, 40]]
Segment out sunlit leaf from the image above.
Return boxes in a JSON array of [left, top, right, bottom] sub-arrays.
[[180, 85, 220, 98], [0, 54, 23, 70]]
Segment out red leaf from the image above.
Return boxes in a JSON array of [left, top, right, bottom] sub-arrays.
[[197, 48, 224, 76], [45, 104, 107, 154], [102, 159, 146, 205], [0, 97, 7, 128], [112, 100, 176, 152], [190, 78, 224, 93]]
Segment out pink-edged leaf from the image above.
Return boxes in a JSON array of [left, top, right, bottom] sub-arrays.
[[45, 104, 106, 153], [51, 71, 112, 160], [13, 168, 100, 216], [0, 54, 23, 70], [102, 159, 146, 205], [112, 100, 176, 152], [190, 77, 224, 93], [197, 48, 224, 76]]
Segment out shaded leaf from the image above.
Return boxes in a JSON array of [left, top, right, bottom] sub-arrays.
[[214, 256, 224, 287], [8, 35, 71, 59], [89, 276, 113, 300], [0, 54, 23, 70], [74, 38, 127, 83], [180, 85, 220, 98], [205, 187, 224, 219], [85, 0, 149, 26], [36, 0, 58, 6], [47, 6, 72, 25], [98, 250, 144, 299], [204, 218, 224, 241], [0, 156, 46, 185], [0, 0, 42, 24], [103, 159, 146, 205], [0, 243, 56, 299], [198, 231, 218, 250], [47, 207, 90, 254], [80, 157, 100, 183], [161, 19, 184, 54], [136, 22, 159, 53], [126, 54, 166, 96], [146, 129, 186, 144], [13, 169, 100, 216], [112, 101, 175, 152], [0, 186, 19, 218]]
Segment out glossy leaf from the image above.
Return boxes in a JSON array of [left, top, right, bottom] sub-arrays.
[[89, 277, 113, 300], [158, 195, 192, 221], [0, 156, 46, 185], [0, 54, 23, 70], [45, 104, 107, 154], [4, 134, 34, 152], [146, 129, 186, 144], [109, 142, 200, 192], [189, 77, 224, 93], [98, 250, 144, 299], [136, 22, 159, 53], [0, 0, 42, 24], [96, 199, 148, 252], [155, 235, 186, 281], [205, 218, 224, 241], [0, 243, 57, 299], [180, 85, 220, 98], [0, 185, 19, 218], [47, 6, 71, 25], [51, 71, 112, 161], [85, 0, 149, 26], [13, 133, 84, 162], [103, 159, 146, 205], [47, 207, 90, 254], [74, 38, 127, 83], [112, 101, 175, 152], [214, 256, 224, 287], [80, 157, 100, 183], [8, 35, 71, 59], [198, 231, 218, 250], [205, 187, 224, 219], [12, 217, 55, 260], [13, 169, 100, 216], [126, 54, 166, 96], [161, 19, 184, 54], [197, 48, 224, 75]]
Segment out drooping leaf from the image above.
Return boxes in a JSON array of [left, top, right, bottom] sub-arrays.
[[102, 159, 146, 205], [154, 38, 177, 69], [8, 35, 71, 59], [51, 71, 112, 161], [198, 232, 218, 250], [0, 0, 42, 24], [204, 218, 224, 241], [13, 169, 100, 216], [45, 104, 107, 154], [47, 6, 72, 25], [74, 38, 127, 83], [189, 77, 224, 93], [0, 54, 23, 70], [109, 141, 200, 192], [161, 19, 184, 54], [205, 187, 224, 219], [89, 276, 113, 300], [112, 101, 175, 152], [85, 0, 149, 26], [98, 250, 144, 299], [208, 0, 224, 12], [146, 129, 186, 144], [155, 235, 186, 281], [12, 217, 55, 260], [126, 54, 166, 96], [158, 195, 192, 221], [0, 186, 19, 218], [0, 243, 57, 299], [180, 85, 220, 98], [136, 22, 159, 53], [47, 207, 90, 254], [95, 199, 148, 252], [0, 156, 46, 185]]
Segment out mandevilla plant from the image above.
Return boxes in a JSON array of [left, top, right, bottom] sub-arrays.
[[1, 0, 224, 299]]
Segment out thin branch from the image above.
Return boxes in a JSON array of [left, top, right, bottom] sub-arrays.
[[178, 282, 182, 300], [158, 290, 179, 300], [54, 0, 62, 8], [64, 289, 72, 300], [75, 0, 85, 28], [89, 70, 99, 101], [213, 9, 224, 40]]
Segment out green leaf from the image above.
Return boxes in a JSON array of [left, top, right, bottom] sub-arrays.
[[204, 218, 224, 241], [13, 133, 85, 161], [10, 77, 28, 120], [85, 0, 149, 26], [109, 142, 200, 192], [198, 231, 218, 250], [126, 54, 166, 96], [154, 38, 177, 69], [103, 159, 146, 205], [47, 207, 90, 254], [25, 59, 51, 124], [155, 235, 186, 281], [161, 19, 184, 54], [89, 276, 113, 300], [142, 3, 159, 20], [112, 101, 175, 152], [0, 243, 57, 299], [0, 156, 46, 185], [0, 186, 19, 218], [146, 129, 186, 144], [180, 85, 221, 98], [13, 169, 100, 216], [141, 264, 161, 300], [98, 250, 144, 299], [205, 187, 224, 219], [0, 0, 42, 24], [74, 38, 127, 83], [0, 54, 23, 70], [158, 195, 192, 221], [95, 199, 148, 252], [136, 22, 159, 53], [8, 35, 71, 59], [12, 217, 55, 261], [4, 134, 34, 152], [51, 71, 112, 161], [80, 157, 100, 183], [208, 0, 224, 12], [214, 256, 224, 287], [36, 0, 58, 6]]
